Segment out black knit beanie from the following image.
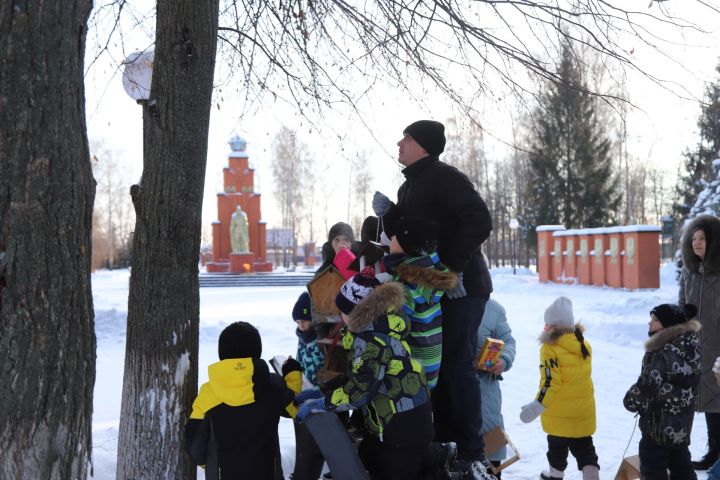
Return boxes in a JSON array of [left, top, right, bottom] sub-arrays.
[[292, 291, 312, 322], [403, 120, 446, 156], [328, 222, 355, 243], [335, 266, 380, 315], [650, 303, 698, 328], [360, 216, 380, 243], [218, 321, 262, 359], [394, 216, 438, 256]]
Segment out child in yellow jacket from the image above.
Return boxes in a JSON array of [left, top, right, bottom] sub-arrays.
[[184, 321, 300, 480], [519, 296, 599, 480]]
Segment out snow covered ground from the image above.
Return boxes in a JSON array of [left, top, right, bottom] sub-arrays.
[[91, 264, 713, 479]]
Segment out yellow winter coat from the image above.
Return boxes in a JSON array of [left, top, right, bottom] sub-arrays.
[[535, 325, 596, 438]]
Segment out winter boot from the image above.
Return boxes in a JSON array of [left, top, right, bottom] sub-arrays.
[[694, 412, 720, 470], [581, 465, 600, 480], [450, 454, 498, 480], [539, 466, 564, 479], [437, 442, 458, 473]]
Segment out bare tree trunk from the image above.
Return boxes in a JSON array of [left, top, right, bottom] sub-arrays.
[[0, 1, 95, 478], [116, 0, 219, 478]]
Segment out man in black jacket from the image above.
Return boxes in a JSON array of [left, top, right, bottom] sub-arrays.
[[373, 120, 495, 480]]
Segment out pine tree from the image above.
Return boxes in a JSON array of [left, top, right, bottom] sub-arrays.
[[527, 40, 620, 230], [673, 63, 720, 225], [687, 155, 720, 219]]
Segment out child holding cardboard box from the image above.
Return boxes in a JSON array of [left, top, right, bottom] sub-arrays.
[[476, 298, 516, 477]]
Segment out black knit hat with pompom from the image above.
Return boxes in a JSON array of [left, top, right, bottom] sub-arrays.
[[335, 266, 380, 315]]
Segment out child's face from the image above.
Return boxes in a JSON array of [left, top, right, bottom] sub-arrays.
[[648, 314, 663, 333], [332, 235, 351, 253], [296, 319, 312, 332], [389, 235, 404, 255], [543, 323, 554, 332]]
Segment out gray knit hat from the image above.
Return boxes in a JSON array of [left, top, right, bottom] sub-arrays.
[[544, 296, 574, 328]]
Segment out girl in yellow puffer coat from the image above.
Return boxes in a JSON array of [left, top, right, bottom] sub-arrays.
[[519, 296, 600, 480]]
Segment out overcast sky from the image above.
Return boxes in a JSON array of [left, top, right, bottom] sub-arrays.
[[83, 1, 720, 243]]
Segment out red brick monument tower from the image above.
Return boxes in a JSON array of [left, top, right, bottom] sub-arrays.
[[206, 135, 273, 273]]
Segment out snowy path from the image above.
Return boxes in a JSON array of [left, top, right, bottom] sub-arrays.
[[90, 265, 712, 479]]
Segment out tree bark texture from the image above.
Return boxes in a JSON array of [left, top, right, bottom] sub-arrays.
[[0, 1, 96, 479], [116, 0, 219, 478]]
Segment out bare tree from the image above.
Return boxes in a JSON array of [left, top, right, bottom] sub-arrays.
[[91, 141, 135, 269], [116, 0, 220, 478], [624, 157, 650, 223], [648, 166, 672, 224], [212, 1, 720, 127], [0, 1, 96, 478], [272, 126, 311, 266], [350, 151, 373, 231]]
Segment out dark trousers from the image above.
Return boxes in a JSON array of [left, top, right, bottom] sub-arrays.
[[291, 421, 325, 480], [358, 435, 428, 480], [433, 294, 488, 456], [639, 435, 696, 479], [546, 435, 598, 472]]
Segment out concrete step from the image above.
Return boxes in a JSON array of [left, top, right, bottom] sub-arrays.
[[199, 273, 314, 288]]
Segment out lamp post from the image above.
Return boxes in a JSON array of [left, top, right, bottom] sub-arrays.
[[121, 50, 154, 103], [509, 218, 519, 275]]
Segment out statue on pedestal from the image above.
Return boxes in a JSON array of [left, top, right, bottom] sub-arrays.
[[230, 206, 249, 253]]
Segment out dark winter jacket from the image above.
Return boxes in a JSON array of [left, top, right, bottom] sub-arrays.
[[679, 214, 720, 412], [382, 156, 493, 296], [185, 357, 296, 480], [384, 251, 457, 389], [323, 282, 434, 446], [623, 320, 701, 446], [296, 327, 324, 386]]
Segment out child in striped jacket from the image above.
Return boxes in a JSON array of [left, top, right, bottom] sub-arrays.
[[382, 216, 457, 389]]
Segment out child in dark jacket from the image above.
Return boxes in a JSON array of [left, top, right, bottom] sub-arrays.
[[292, 291, 324, 387], [295, 267, 435, 480], [290, 292, 327, 480], [382, 216, 456, 389], [185, 321, 301, 480], [624, 303, 701, 480]]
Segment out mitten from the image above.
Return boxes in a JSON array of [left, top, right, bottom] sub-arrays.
[[445, 272, 467, 299], [296, 398, 326, 421], [519, 400, 544, 423], [294, 388, 324, 405], [372, 191, 392, 216], [282, 358, 302, 377]]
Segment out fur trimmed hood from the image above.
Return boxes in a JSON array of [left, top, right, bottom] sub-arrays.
[[396, 262, 457, 290], [540, 323, 584, 344], [681, 215, 720, 274], [645, 319, 701, 352], [344, 282, 406, 334]]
